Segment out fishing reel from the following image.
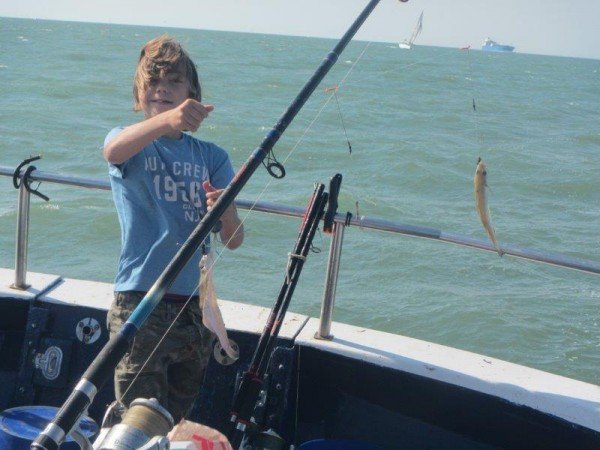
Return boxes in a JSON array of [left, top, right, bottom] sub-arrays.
[[92, 398, 173, 450]]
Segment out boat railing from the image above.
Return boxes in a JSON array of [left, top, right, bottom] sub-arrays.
[[2, 164, 600, 339]]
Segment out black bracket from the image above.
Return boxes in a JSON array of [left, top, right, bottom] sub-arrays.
[[323, 173, 342, 233], [12, 155, 50, 201]]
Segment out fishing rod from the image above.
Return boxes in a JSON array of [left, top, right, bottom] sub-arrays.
[[228, 183, 329, 449], [31, 1, 384, 449]]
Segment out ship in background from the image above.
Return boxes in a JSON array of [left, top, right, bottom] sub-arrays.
[[482, 37, 515, 52]]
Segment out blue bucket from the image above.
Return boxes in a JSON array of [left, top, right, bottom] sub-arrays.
[[299, 439, 386, 450], [0, 405, 98, 450]]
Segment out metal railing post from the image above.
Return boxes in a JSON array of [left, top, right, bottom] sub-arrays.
[[13, 180, 31, 289], [317, 221, 346, 339]]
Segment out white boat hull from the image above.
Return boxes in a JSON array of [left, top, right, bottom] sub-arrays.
[[1, 268, 599, 449]]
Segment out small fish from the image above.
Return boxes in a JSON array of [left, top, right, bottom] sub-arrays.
[[200, 251, 239, 361], [474, 158, 503, 256]]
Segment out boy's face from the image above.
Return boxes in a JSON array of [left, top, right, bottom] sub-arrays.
[[141, 71, 191, 119]]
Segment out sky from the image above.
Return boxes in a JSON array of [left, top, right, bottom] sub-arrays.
[[1, 0, 599, 60]]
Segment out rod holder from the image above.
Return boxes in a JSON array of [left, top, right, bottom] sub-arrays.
[[317, 221, 346, 339], [12, 180, 31, 290]]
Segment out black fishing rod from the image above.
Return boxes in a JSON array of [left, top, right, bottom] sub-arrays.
[[228, 184, 328, 449], [256, 185, 327, 376], [228, 185, 327, 426], [32, 2, 382, 449]]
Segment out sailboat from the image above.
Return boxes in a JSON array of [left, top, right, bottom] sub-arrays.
[[399, 10, 423, 49]]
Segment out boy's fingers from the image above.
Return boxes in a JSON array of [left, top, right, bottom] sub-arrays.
[[187, 110, 204, 125], [188, 100, 213, 114], [184, 117, 199, 132], [185, 105, 211, 127], [203, 180, 216, 192]]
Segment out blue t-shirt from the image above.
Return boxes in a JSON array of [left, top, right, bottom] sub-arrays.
[[105, 127, 235, 295]]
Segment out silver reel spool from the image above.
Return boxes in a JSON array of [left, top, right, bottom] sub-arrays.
[[93, 398, 174, 450]]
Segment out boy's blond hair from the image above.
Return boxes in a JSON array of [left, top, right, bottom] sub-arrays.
[[133, 35, 201, 111]]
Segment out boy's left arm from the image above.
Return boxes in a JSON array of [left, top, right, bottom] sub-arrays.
[[219, 204, 244, 250], [203, 181, 244, 249]]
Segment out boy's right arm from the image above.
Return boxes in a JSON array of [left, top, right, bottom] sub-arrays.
[[103, 115, 172, 164], [103, 99, 214, 164]]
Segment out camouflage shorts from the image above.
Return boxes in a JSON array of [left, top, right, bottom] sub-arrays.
[[107, 291, 215, 423]]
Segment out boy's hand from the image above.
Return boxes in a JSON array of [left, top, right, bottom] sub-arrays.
[[203, 180, 222, 211], [203, 180, 244, 249], [167, 99, 214, 133]]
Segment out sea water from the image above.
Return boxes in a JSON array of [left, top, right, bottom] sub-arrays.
[[0, 18, 599, 384]]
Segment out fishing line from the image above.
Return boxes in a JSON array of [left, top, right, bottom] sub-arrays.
[[336, 51, 489, 222], [256, 51, 439, 229], [325, 86, 352, 154], [264, 40, 372, 171], [463, 47, 484, 151], [276, 53, 447, 226], [332, 53, 447, 219]]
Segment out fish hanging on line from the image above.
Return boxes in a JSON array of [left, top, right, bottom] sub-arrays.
[[474, 158, 504, 257], [200, 251, 239, 360]]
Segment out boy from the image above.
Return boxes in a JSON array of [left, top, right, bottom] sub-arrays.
[[103, 35, 243, 423]]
